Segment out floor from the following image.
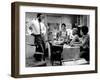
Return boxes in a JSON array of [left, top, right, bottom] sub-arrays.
[[26, 56, 88, 67], [26, 56, 61, 67]]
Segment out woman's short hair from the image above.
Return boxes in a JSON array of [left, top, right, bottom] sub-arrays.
[[73, 28, 78, 34], [61, 23, 66, 27], [81, 26, 88, 35]]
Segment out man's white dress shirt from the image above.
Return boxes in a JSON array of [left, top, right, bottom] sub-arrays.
[[27, 19, 46, 35]]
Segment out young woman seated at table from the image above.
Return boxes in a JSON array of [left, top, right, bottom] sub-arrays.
[[56, 23, 68, 44], [60, 23, 67, 39], [70, 28, 80, 46]]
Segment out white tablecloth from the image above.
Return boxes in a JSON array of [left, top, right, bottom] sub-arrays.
[[62, 45, 80, 61]]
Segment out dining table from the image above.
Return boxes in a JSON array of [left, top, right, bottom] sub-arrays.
[[62, 44, 80, 61], [49, 40, 81, 63]]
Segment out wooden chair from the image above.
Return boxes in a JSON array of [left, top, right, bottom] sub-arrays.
[[50, 43, 63, 66]]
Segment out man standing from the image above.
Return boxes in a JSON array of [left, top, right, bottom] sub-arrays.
[[28, 13, 47, 61]]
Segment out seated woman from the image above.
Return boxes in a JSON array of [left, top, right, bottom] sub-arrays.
[[57, 23, 67, 44], [70, 28, 80, 46], [80, 26, 89, 62], [60, 23, 67, 40]]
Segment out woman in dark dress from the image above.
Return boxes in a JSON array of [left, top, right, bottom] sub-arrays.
[[80, 26, 90, 62]]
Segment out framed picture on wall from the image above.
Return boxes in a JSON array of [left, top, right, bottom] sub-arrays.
[[11, 2, 98, 78]]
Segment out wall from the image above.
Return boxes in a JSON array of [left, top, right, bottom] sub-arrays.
[[0, 0, 100, 80]]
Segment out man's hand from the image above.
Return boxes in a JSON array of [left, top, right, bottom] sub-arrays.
[[29, 26, 33, 31]]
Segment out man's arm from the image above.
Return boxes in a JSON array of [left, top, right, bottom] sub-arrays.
[[42, 23, 47, 35], [27, 19, 38, 35]]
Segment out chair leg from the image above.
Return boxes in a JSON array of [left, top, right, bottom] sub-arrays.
[[51, 60, 54, 66], [60, 60, 62, 65]]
